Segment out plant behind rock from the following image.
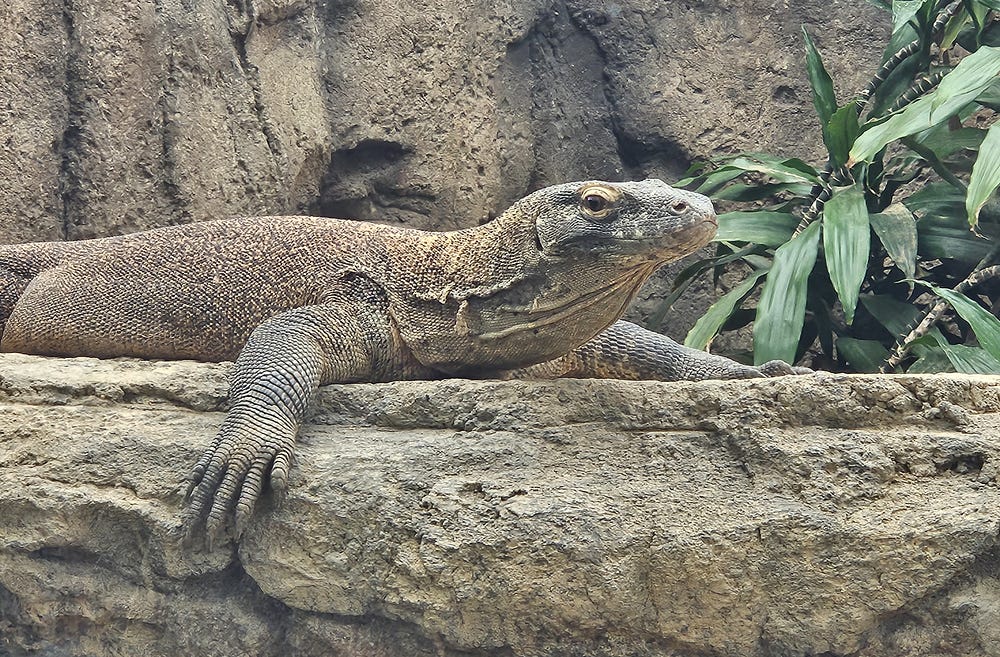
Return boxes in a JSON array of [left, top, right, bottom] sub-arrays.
[[673, 0, 1000, 373]]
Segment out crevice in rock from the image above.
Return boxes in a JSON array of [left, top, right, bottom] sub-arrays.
[[225, 0, 286, 196], [28, 545, 104, 567], [935, 451, 985, 476], [316, 139, 436, 224], [502, 0, 625, 187], [58, 0, 83, 242], [156, 50, 190, 226], [564, 4, 692, 181]]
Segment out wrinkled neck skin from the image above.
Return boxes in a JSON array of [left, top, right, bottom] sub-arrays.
[[383, 209, 664, 374]]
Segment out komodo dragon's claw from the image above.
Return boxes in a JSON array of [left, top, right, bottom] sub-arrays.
[[181, 417, 296, 547]]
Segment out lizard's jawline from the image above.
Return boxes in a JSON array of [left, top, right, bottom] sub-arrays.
[[478, 265, 654, 341], [556, 222, 716, 258]]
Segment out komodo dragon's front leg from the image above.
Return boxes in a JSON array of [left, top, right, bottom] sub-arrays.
[[184, 299, 425, 540], [503, 320, 810, 380]]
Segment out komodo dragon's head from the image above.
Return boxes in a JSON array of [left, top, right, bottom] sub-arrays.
[[394, 179, 717, 374], [529, 178, 717, 263]]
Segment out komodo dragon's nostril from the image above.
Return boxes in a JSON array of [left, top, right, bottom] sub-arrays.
[[672, 201, 688, 214]]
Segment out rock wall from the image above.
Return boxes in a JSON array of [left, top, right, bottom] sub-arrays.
[[0, 0, 890, 335], [1, 353, 999, 657]]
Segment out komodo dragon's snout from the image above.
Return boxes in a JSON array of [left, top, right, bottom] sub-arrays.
[[0, 178, 806, 546]]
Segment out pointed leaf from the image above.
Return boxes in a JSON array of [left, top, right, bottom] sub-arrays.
[[967, 122, 1000, 227], [836, 337, 890, 373], [685, 269, 769, 350], [927, 337, 1000, 373], [825, 102, 862, 167], [753, 221, 822, 365], [869, 202, 917, 280], [694, 169, 745, 195], [918, 221, 994, 261], [851, 47, 1000, 163], [925, 283, 1000, 359], [931, 46, 1000, 119], [975, 77, 1000, 108], [904, 181, 966, 219], [723, 157, 820, 184], [715, 212, 798, 247], [891, 0, 925, 34], [914, 125, 987, 159], [868, 54, 927, 117], [802, 28, 837, 127], [907, 348, 955, 373], [823, 186, 871, 325], [940, 8, 970, 51], [860, 294, 922, 336], [713, 182, 814, 202]]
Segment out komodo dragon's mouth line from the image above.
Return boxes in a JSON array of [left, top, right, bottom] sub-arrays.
[[477, 265, 655, 341]]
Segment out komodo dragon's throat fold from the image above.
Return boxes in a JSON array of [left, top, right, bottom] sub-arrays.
[[477, 266, 654, 341]]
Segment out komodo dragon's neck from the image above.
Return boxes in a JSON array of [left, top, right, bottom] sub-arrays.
[[382, 207, 658, 374]]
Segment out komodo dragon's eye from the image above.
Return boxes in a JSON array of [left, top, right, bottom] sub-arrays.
[[584, 194, 607, 213], [578, 185, 620, 220]]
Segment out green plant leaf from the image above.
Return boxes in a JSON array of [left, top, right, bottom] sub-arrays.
[[976, 0, 1000, 11], [685, 269, 769, 350], [925, 283, 1000, 359], [904, 181, 966, 219], [919, 230, 994, 261], [869, 202, 918, 280], [850, 46, 1000, 163], [753, 221, 822, 365], [913, 182, 1000, 257], [931, 46, 1000, 118], [836, 337, 890, 372], [825, 101, 862, 167], [926, 338, 1000, 373], [967, 122, 1000, 227], [693, 169, 746, 195], [802, 28, 837, 127], [976, 77, 1000, 108], [860, 294, 922, 336], [940, 7, 970, 51], [723, 157, 820, 183], [823, 186, 871, 325], [776, 157, 820, 177], [891, 0, 926, 35], [868, 54, 927, 117], [713, 182, 814, 202], [907, 347, 955, 373], [914, 125, 987, 159], [714, 212, 798, 247]]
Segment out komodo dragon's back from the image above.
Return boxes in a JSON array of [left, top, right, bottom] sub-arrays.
[[0, 179, 806, 544], [0, 217, 400, 360]]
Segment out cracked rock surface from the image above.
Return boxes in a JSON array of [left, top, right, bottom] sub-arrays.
[[1, 353, 998, 657]]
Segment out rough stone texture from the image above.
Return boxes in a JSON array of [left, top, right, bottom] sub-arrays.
[[0, 0, 890, 337], [1, 352, 998, 657]]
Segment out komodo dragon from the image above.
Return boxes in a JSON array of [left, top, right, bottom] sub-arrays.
[[0, 179, 803, 539]]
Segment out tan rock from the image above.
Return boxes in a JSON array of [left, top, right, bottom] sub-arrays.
[[1, 353, 998, 656]]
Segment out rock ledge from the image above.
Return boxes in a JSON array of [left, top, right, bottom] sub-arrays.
[[1, 353, 998, 657]]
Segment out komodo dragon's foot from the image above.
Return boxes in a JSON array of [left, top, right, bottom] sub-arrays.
[[181, 411, 295, 547], [756, 360, 814, 377]]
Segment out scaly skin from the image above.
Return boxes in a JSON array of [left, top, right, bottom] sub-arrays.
[[0, 179, 804, 541]]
